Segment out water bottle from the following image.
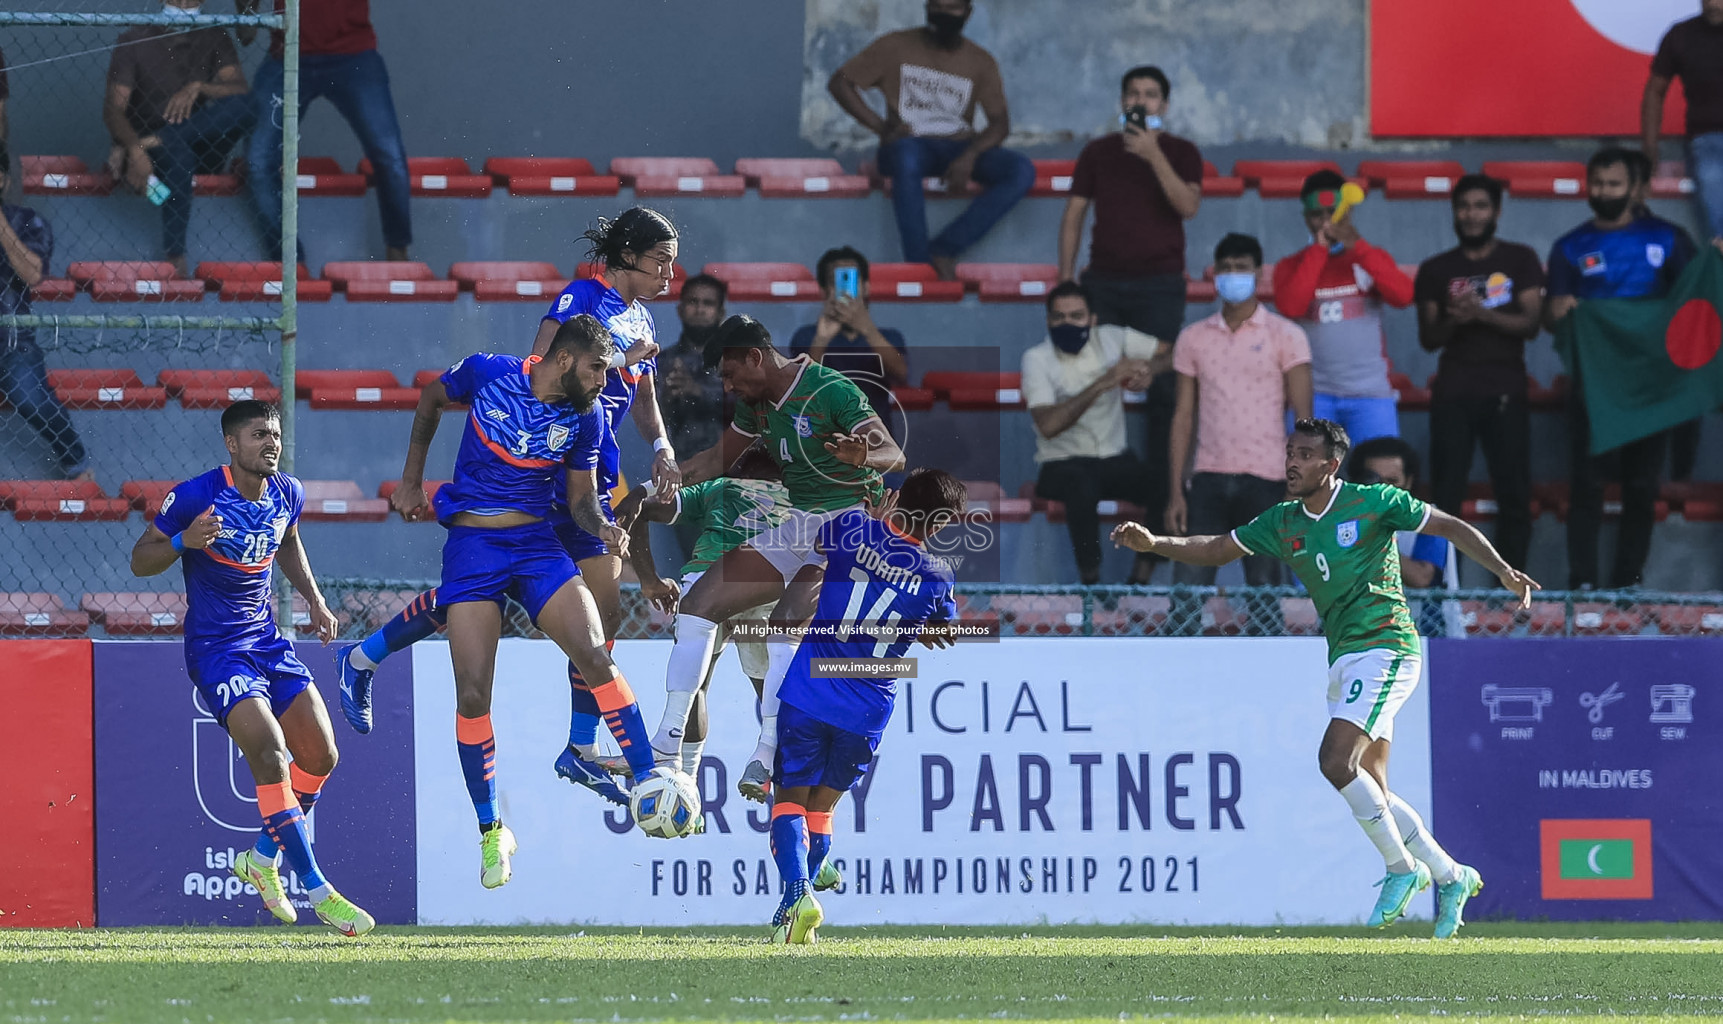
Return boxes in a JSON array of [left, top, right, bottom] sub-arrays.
[[146, 175, 171, 206]]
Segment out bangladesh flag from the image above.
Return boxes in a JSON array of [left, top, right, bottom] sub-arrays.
[[1540, 818, 1653, 900], [1555, 246, 1723, 454]]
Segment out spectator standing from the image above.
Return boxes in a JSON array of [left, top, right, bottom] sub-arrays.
[[1166, 233, 1311, 633], [1643, 0, 1723, 242], [1349, 437, 1463, 638], [1060, 64, 1203, 554], [240, 0, 411, 262], [657, 273, 731, 561], [828, 0, 1034, 280], [789, 247, 910, 427], [0, 148, 89, 480], [1414, 174, 1543, 571], [1022, 282, 1160, 585], [1273, 170, 1414, 444], [104, 1, 254, 278], [1544, 147, 1697, 590]]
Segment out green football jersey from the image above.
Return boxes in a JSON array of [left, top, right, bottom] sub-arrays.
[[731, 358, 885, 512], [676, 477, 792, 576], [1231, 482, 1431, 664]]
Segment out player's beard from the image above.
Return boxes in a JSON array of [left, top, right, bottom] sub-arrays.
[[1454, 217, 1495, 248], [560, 371, 599, 413]]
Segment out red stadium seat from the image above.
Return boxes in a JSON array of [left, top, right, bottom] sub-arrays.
[[1460, 600, 1516, 637], [0, 480, 130, 520], [1233, 159, 1342, 198], [195, 261, 332, 302], [1093, 595, 1171, 636], [1527, 374, 1567, 412], [922, 371, 1018, 398], [160, 369, 277, 407], [961, 480, 1032, 523], [867, 263, 964, 302], [734, 158, 871, 198], [482, 157, 621, 196], [1672, 481, 1723, 522], [81, 591, 187, 635], [610, 157, 746, 197], [890, 386, 936, 411], [1650, 160, 1696, 199], [1388, 371, 1430, 411], [702, 262, 821, 301], [1539, 482, 1670, 522], [1201, 160, 1245, 198], [120, 479, 177, 515], [449, 261, 566, 302], [992, 593, 1085, 636], [193, 160, 242, 196], [66, 261, 205, 302], [376, 479, 450, 521], [1570, 602, 1646, 636], [957, 263, 1059, 301], [30, 279, 78, 302], [1281, 597, 1321, 636], [340, 588, 432, 632], [1029, 159, 1077, 198], [0, 593, 89, 637], [1481, 161, 1586, 198], [296, 369, 418, 410], [1185, 275, 1217, 303], [321, 261, 459, 302], [21, 155, 114, 195], [1357, 159, 1466, 198], [1651, 603, 1723, 636], [300, 480, 390, 521], [293, 156, 368, 196], [358, 156, 492, 198], [46, 368, 168, 409]]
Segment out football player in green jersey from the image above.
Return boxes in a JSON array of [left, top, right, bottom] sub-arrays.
[[672, 315, 906, 800], [1113, 418, 1538, 938]]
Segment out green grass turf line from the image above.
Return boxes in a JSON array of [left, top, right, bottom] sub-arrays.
[[4, 925, 1723, 1023]]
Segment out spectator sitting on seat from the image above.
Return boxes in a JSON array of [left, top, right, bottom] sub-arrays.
[[1166, 233, 1311, 631], [103, 0, 254, 278], [0, 147, 90, 481], [1349, 436, 1462, 637], [658, 272, 731, 561], [1022, 281, 1160, 585], [1414, 173, 1543, 573], [239, 0, 412, 263], [1544, 146, 1697, 590], [827, 0, 1034, 280], [790, 247, 909, 426], [1273, 169, 1414, 444]]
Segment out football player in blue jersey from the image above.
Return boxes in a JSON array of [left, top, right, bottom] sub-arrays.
[[130, 400, 374, 936], [334, 209, 680, 809], [388, 315, 662, 888], [761, 468, 965, 944]]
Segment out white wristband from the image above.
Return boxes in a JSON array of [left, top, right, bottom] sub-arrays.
[[652, 437, 674, 456], [640, 480, 659, 498], [608, 350, 627, 369]]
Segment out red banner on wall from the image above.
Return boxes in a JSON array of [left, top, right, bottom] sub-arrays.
[[1371, 0, 1687, 137], [0, 640, 94, 927]]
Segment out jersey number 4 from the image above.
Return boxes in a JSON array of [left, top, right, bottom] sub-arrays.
[[836, 566, 904, 659]]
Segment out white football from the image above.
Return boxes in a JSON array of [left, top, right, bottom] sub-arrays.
[[630, 767, 702, 839]]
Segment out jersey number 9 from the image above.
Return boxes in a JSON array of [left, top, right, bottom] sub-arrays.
[[1316, 552, 1331, 581]]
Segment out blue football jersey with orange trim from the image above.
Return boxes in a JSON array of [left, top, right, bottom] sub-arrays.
[[543, 276, 657, 494], [155, 466, 303, 651], [433, 352, 602, 522]]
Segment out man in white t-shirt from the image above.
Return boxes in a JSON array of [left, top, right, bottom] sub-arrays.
[[1022, 281, 1162, 584], [828, 0, 1034, 280]]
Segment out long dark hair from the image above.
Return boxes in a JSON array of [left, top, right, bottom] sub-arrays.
[[582, 207, 677, 273]]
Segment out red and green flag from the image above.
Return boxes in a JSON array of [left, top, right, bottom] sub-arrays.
[[1540, 818, 1653, 900], [1555, 246, 1723, 455]]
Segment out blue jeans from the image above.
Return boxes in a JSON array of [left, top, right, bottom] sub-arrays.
[[1312, 393, 1400, 444], [150, 93, 256, 257], [0, 333, 87, 475], [1688, 133, 1723, 242], [876, 136, 1033, 262], [248, 50, 412, 257]]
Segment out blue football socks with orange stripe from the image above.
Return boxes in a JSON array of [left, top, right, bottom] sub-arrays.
[[806, 810, 833, 881], [456, 712, 500, 832], [258, 779, 330, 899], [353, 588, 446, 671], [566, 660, 602, 754], [253, 762, 330, 860], [590, 672, 654, 781], [770, 801, 810, 918]]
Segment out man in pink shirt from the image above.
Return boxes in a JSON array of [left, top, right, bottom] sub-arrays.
[[1169, 234, 1313, 631]]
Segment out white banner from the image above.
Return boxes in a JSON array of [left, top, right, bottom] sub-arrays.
[[413, 637, 1432, 926]]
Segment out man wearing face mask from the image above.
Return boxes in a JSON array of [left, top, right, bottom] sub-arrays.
[[1022, 281, 1162, 585], [1545, 147, 1697, 591], [1414, 174, 1543, 573], [657, 273, 732, 561], [829, 0, 1034, 281], [1166, 234, 1311, 633]]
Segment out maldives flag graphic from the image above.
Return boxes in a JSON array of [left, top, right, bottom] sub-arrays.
[[1372, 0, 1689, 136], [1540, 819, 1654, 900]]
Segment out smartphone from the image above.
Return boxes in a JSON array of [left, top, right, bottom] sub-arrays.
[[834, 265, 859, 301], [1119, 107, 1163, 131]]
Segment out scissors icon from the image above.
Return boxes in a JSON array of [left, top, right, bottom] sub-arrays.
[[1580, 682, 1625, 724]]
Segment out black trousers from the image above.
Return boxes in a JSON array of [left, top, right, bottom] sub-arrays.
[[1036, 453, 1150, 581], [1171, 473, 1286, 635], [1083, 272, 1185, 539], [1428, 393, 1533, 571], [1568, 395, 1667, 589]]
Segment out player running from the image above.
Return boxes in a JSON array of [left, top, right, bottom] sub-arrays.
[[388, 316, 660, 888], [763, 469, 964, 943], [130, 400, 373, 936], [1112, 418, 1538, 938], [672, 314, 905, 802], [334, 209, 677, 810]]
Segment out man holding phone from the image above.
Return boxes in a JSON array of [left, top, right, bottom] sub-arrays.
[[790, 246, 910, 427]]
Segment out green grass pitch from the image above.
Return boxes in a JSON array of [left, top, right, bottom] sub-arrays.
[[5, 923, 1723, 1023]]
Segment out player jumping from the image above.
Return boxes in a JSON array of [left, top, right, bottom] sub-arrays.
[[388, 316, 659, 888], [130, 400, 373, 936], [672, 314, 904, 802], [763, 469, 964, 943], [1112, 418, 1538, 938]]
